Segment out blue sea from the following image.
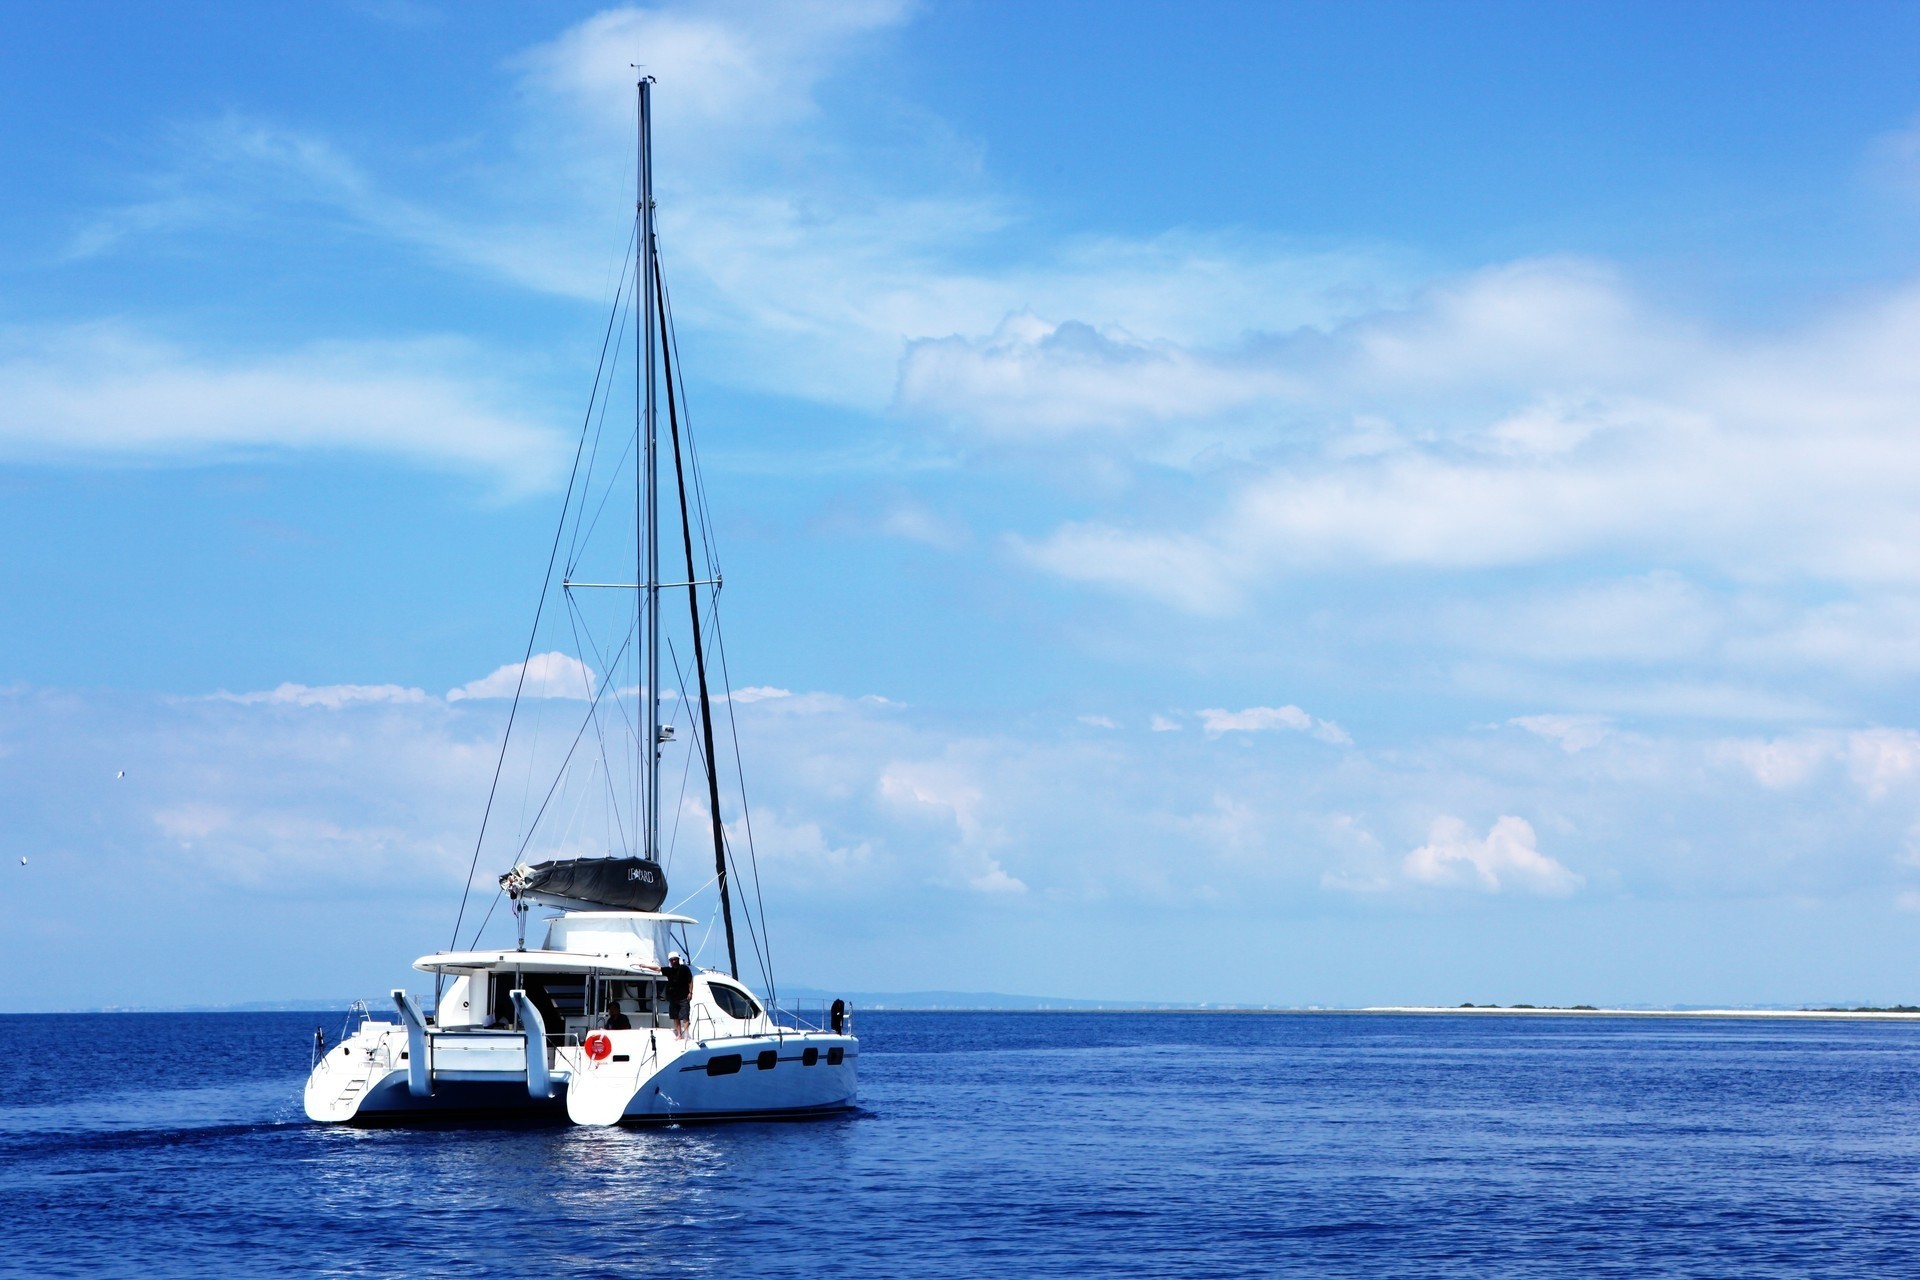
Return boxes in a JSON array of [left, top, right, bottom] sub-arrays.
[[4, 1010, 1920, 1277]]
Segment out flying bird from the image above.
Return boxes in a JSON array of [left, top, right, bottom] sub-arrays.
[[115, 770, 125, 779], [18, 857, 25, 866]]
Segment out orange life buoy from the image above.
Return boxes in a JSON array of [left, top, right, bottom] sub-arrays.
[[583, 1031, 613, 1061]]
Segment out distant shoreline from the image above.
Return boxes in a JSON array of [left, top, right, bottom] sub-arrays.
[[1358, 1005, 1920, 1021]]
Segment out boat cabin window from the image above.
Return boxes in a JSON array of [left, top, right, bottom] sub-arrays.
[[707, 982, 761, 1020], [592, 978, 667, 1029], [486, 974, 589, 1034]]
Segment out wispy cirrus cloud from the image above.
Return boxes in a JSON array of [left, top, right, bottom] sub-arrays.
[[67, 3, 1406, 421], [211, 682, 428, 710], [0, 324, 563, 487]]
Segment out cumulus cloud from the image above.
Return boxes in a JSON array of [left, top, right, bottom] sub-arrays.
[[1007, 264, 1920, 620], [1401, 815, 1583, 896], [447, 652, 598, 701], [1716, 729, 1920, 798], [878, 759, 1026, 894], [1847, 729, 1920, 798]]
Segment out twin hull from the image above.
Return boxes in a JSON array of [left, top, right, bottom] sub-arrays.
[[304, 1022, 856, 1125]]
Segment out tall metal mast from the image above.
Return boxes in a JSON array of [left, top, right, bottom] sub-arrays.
[[637, 78, 741, 979], [638, 76, 660, 862]]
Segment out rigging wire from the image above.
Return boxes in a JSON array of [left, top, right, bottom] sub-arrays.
[[465, 885, 504, 950], [659, 272, 720, 577], [657, 256, 776, 997], [709, 599, 778, 1000], [565, 222, 637, 577], [563, 588, 633, 858], [561, 583, 646, 820], [446, 226, 634, 964], [519, 226, 637, 863], [509, 622, 638, 866], [664, 618, 773, 994]]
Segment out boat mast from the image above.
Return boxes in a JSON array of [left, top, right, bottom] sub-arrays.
[[636, 78, 740, 979], [639, 75, 660, 864]]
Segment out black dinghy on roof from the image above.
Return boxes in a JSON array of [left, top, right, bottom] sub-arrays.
[[502, 857, 668, 913]]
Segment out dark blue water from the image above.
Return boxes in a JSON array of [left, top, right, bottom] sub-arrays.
[[4, 1011, 1920, 1277]]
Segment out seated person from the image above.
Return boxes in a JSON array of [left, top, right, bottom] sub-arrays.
[[603, 1002, 631, 1031]]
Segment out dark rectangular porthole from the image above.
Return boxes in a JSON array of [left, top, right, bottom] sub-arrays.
[[757, 1049, 778, 1071], [827, 1047, 845, 1065], [706, 1053, 743, 1076], [612, 1054, 630, 1063], [802, 1046, 819, 1066]]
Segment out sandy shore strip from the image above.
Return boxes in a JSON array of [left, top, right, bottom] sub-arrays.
[[1361, 1006, 1920, 1020]]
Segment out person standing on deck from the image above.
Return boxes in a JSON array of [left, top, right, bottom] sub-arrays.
[[664, 952, 694, 1039]]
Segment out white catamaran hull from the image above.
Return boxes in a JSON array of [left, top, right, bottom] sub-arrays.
[[304, 1019, 855, 1126], [562, 1030, 856, 1126]]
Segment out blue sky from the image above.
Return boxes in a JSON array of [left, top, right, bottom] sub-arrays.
[[9, 1, 1920, 1009]]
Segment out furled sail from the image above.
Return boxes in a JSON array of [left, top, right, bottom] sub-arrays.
[[501, 857, 668, 912]]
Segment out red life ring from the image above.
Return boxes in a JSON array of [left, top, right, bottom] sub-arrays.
[[583, 1031, 613, 1061]]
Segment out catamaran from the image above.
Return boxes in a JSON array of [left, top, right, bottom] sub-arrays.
[[303, 77, 857, 1126]]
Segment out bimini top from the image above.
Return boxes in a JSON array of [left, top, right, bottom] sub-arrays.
[[413, 911, 697, 974], [412, 948, 664, 977], [501, 856, 667, 912]]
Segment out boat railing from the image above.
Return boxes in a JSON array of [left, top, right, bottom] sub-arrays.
[[315, 998, 378, 1067], [764, 998, 853, 1037]]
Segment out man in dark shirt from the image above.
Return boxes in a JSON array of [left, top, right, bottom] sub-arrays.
[[663, 951, 694, 1039]]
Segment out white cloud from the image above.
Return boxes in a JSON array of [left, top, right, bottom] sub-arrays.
[[1200, 704, 1350, 745], [1509, 714, 1613, 754], [897, 312, 1296, 437], [1150, 715, 1181, 732], [1202, 705, 1312, 733], [1715, 729, 1920, 798], [74, 5, 1406, 420], [726, 686, 792, 704], [212, 679, 430, 710], [969, 861, 1027, 894], [1006, 265, 1920, 625], [1847, 729, 1920, 800], [1017, 524, 1249, 616], [873, 503, 970, 550], [1401, 815, 1583, 896], [447, 651, 597, 701], [212, 682, 429, 710], [877, 758, 1027, 894], [1447, 573, 1721, 667], [0, 324, 562, 486]]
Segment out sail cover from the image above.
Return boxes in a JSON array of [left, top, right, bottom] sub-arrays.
[[501, 857, 668, 912]]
